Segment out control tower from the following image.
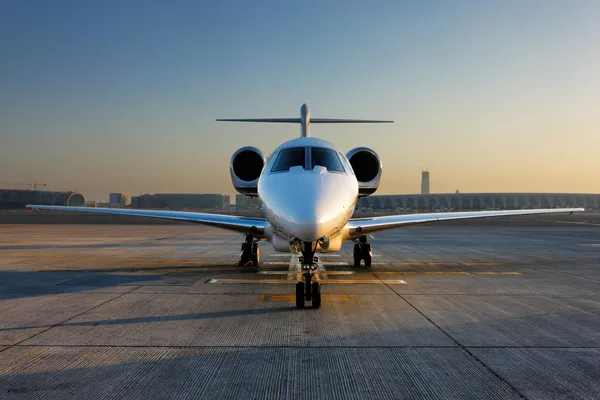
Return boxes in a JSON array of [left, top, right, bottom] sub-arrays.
[[421, 170, 430, 195]]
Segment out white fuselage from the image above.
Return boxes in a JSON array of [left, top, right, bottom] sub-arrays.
[[257, 137, 358, 253]]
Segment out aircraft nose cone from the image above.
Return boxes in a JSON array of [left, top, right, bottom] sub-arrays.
[[260, 169, 354, 243], [291, 215, 328, 242]]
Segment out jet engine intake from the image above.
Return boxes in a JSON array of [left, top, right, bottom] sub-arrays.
[[346, 147, 382, 196], [230, 146, 267, 196]]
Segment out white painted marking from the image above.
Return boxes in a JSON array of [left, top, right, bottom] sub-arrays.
[[264, 260, 347, 266], [288, 255, 299, 281], [257, 271, 356, 275], [207, 279, 407, 284]]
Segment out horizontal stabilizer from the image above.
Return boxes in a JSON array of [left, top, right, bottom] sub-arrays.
[[216, 118, 393, 123], [216, 118, 302, 123], [216, 104, 392, 137], [311, 118, 393, 123]]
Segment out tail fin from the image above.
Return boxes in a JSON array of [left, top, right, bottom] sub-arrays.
[[216, 103, 393, 137]]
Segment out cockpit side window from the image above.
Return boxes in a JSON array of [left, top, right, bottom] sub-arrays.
[[311, 148, 345, 173], [338, 152, 354, 175], [262, 152, 278, 175], [271, 148, 306, 172]]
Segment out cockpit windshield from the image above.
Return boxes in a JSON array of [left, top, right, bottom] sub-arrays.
[[311, 148, 345, 173], [271, 147, 306, 172]]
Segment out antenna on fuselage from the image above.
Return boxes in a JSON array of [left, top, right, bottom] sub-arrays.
[[216, 104, 394, 138]]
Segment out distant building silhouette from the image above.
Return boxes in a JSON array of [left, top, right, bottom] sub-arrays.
[[131, 193, 230, 211], [421, 170, 430, 195], [0, 189, 85, 210], [358, 193, 599, 212]]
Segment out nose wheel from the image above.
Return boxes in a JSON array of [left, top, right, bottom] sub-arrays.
[[295, 271, 321, 309], [353, 236, 372, 267], [295, 243, 321, 309]]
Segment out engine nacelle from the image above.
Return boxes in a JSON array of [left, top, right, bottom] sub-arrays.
[[230, 146, 267, 196], [346, 147, 382, 196]]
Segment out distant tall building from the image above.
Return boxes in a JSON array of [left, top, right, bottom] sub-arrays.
[[222, 195, 230, 210], [421, 170, 430, 195], [236, 194, 249, 209], [109, 193, 130, 208]]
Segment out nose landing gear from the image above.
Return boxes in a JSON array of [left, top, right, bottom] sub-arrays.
[[295, 242, 321, 309], [353, 235, 372, 267], [238, 234, 260, 266]]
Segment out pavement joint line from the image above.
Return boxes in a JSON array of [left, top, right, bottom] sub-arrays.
[[536, 267, 600, 283], [0, 285, 142, 355], [8, 343, 599, 349], [366, 265, 529, 400]]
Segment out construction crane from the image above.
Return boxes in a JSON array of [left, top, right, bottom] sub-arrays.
[[0, 181, 48, 190]]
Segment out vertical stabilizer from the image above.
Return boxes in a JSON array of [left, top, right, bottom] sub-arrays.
[[300, 104, 310, 137]]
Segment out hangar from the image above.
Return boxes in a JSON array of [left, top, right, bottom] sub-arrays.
[[0, 190, 85, 210]]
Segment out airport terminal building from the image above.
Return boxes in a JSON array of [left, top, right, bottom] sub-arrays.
[[360, 193, 600, 211]]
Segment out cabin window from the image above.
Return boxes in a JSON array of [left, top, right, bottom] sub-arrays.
[[311, 148, 345, 173], [271, 148, 306, 172]]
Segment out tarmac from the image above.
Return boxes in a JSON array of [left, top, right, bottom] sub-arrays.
[[0, 218, 599, 399]]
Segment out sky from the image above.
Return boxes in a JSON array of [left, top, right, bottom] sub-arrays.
[[1, 0, 599, 201]]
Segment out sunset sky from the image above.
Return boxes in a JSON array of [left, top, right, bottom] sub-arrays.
[[1, 0, 599, 201]]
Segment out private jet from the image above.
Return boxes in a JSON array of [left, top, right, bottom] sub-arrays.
[[28, 104, 584, 308]]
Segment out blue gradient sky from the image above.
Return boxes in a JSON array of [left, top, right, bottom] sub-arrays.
[[1, 0, 599, 201]]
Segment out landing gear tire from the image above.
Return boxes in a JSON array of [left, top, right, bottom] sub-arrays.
[[296, 282, 305, 308], [363, 244, 372, 267], [353, 240, 372, 268], [239, 237, 259, 267], [353, 244, 362, 267], [311, 282, 321, 308], [251, 243, 260, 266]]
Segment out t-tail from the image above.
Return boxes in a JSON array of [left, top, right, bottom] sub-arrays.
[[216, 104, 393, 137]]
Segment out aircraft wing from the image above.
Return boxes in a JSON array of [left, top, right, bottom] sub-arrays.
[[25, 205, 268, 236], [346, 208, 584, 237]]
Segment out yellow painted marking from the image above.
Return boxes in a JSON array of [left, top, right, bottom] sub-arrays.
[[39, 267, 241, 274], [373, 271, 521, 276], [462, 262, 501, 266], [208, 279, 292, 284], [271, 294, 295, 301], [374, 271, 468, 275], [264, 261, 349, 266], [473, 272, 521, 275], [374, 271, 417, 275], [385, 261, 500, 266], [423, 271, 470, 275], [208, 279, 406, 284], [257, 294, 265, 302]]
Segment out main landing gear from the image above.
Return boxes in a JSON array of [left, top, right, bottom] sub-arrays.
[[353, 235, 372, 268], [239, 234, 260, 266], [295, 242, 321, 309]]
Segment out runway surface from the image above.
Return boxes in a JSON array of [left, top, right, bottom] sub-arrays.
[[0, 221, 599, 399]]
